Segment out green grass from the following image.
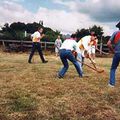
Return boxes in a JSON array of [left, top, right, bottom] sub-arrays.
[[0, 52, 120, 120], [7, 90, 37, 112]]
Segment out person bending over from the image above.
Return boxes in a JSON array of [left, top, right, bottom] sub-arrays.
[[58, 34, 83, 78]]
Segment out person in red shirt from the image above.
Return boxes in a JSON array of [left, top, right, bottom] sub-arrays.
[[107, 29, 120, 87]]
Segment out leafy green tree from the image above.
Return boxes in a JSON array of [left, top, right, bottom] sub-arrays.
[[76, 28, 90, 39], [26, 22, 43, 33], [10, 22, 26, 31], [102, 36, 110, 44], [89, 25, 104, 37]]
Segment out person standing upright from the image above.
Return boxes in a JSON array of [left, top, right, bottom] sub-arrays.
[[28, 27, 48, 63], [88, 33, 98, 63], [55, 35, 62, 56], [107, 28, 120, 87]]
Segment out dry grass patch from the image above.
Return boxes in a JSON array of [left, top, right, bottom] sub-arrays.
[[0, 52, 120, 120]]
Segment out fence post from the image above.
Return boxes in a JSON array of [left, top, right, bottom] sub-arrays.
[[44, 42, 47, 51], [100, 36, 103, 55], [2, 40, 6, 48]]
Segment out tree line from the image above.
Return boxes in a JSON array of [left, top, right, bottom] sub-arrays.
[[0, 22, 110, 44]]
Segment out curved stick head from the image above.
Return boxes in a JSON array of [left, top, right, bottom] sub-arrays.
[[97, 69, 104, 73]]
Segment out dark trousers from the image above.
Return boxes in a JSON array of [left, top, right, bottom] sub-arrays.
[[28, 42, 45, 62]]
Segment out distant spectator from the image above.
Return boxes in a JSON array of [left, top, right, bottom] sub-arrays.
[[55, 35, 62, 56]]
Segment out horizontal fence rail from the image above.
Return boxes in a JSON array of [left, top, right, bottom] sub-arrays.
[[0, 39, 109, 54], [0, 39, 55, 51]]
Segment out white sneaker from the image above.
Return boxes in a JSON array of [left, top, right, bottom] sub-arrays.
[[108, 84, 115, 88]]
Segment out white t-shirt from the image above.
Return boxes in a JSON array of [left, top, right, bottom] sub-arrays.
[[77, 35, 92, 57], [31, 31, 41, 42], [60, 38, 80, 53], [77, 35, 91, 51], [55, 39, 62, 48]]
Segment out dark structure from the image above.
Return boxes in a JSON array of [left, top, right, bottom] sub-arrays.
[[116, 21, 120, 29]]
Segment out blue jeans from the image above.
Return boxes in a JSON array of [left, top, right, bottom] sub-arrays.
[[109, 53, 120, 85], [77, 53, 83, 73], [58, 49, 83, 77]]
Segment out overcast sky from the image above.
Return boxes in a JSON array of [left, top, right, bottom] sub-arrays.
[[0, 0, 119, 35]]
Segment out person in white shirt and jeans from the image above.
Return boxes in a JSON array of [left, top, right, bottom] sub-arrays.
[[58, 34, 83, 78]]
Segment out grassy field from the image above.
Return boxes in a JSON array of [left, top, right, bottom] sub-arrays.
[[0, 51, 120, 120]]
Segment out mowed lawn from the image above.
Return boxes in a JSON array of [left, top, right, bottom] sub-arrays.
[[0, 51, 120, 120]]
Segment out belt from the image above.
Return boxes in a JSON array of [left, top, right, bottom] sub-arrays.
[[60, 49, 71, 51]]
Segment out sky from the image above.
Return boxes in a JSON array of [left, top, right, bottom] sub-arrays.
[[0, 0, 120, 35]]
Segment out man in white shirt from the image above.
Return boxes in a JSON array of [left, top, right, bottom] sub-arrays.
[[55, 35, 62, 56], [77, 33, 97, 64], [58, 34, 83, 78], [28, 27, 48, 63]]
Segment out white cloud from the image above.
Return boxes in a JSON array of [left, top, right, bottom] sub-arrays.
[[52, 0, 120, 23], [2, 0, 24, 2], [52, 0, 79, 11], [35, 7, 82, 33], [0, 1, 33, 25], [76, 0, 120, 22], [0, 0, 117, 35]]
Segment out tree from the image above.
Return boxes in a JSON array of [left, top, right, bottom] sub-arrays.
[[2, 23, 9, 32], [102, 36, 110, 44], [10, 22, 26, 31], [89, 25, 104, 37], [26, 22, 43, 33], [76, 28, 90, 39]]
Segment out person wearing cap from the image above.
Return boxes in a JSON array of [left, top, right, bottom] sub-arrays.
[[107, 28, 120, 87], [28, 27, 48, 63], [55, 35, 62, 56], [58, 34, 83, 78]]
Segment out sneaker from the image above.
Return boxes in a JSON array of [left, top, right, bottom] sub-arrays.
[[42, 60, 48, 63], [108, 84, 115, 88], [82, 73, 90, 78], [57, 74, 63, 79]]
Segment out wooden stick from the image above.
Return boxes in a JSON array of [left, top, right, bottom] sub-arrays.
[[96, 48, 109, 55], [88, 57, 97, 69], [77, 58, 104, 73]]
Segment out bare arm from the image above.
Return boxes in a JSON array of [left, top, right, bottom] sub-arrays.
[[107, 40, 115, 53], [40, 34, 45, 39]]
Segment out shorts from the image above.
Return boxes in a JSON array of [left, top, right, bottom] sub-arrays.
[[88, 46, 96, 54], [55, 47, 60, 53]]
